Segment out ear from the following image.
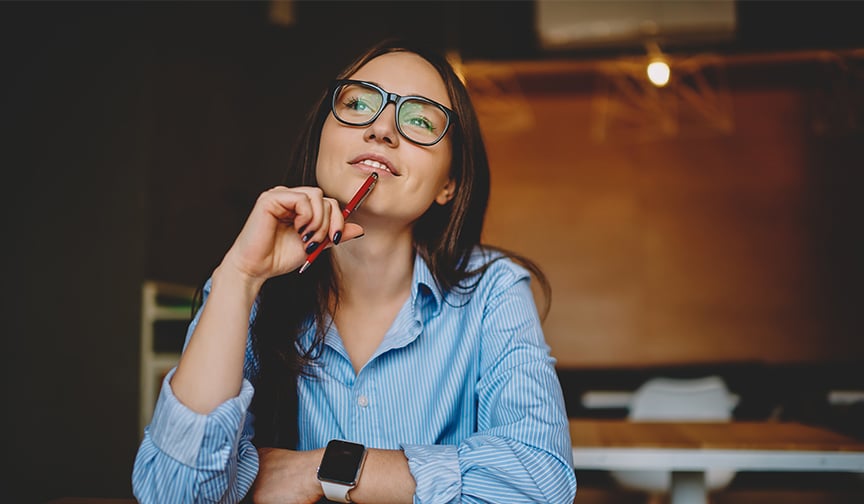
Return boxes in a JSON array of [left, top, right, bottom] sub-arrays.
[[434, 179, 456, 205]]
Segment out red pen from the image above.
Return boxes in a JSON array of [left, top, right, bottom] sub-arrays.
[[298, 172, 378, 274]]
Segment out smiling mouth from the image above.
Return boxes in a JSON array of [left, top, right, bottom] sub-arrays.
[[352, 158, 400, 176]]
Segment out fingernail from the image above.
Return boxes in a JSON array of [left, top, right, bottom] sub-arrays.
[[297, 225, 307, 236], [355, 233, 365, 240], [302, 231, 314, 243], [333, 231, 342, 245], [305, 241, 319, 254]]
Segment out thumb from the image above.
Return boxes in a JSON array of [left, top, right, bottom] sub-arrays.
[[340, 223, 365, 243]]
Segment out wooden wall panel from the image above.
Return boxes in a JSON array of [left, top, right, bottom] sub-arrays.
[[475, 83, 853, 367]]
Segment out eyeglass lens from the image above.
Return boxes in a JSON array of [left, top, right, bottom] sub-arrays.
[[333, 82, 448, 144]]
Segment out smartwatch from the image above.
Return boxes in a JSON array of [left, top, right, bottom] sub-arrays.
[[317, 439, 367, 503]]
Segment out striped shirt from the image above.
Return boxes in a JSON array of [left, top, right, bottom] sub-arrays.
[[132, 250, 577, 503]]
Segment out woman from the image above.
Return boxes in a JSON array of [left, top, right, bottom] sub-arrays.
[[132, 39, 576, 504]]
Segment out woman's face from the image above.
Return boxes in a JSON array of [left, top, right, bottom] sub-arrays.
[[316, 52, 455, 228]]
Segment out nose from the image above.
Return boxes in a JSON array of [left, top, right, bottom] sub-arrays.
[[364, 103, 400, 147]]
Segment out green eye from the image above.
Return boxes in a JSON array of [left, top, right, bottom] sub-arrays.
[[399, 101, 442, 134], [337, 85, 381, 117], [405, 116, 435, 132], [345, 97, 372, 112]]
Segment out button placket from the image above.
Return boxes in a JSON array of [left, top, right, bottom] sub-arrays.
[[352, 362, 383, 445], [355, 364, 371, 408]]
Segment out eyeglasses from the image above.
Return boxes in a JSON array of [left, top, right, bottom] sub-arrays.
[[329, 79, 456, 146]]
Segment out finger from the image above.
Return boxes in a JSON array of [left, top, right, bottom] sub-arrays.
[[319, 223, 365, 253], [256, 187, 306, 221], [255, 187, 321, 233], [324, 198, 346, 244], [302, 198, 332, 254], [286, 186, 326, 237], [340, 223, 365, 243]]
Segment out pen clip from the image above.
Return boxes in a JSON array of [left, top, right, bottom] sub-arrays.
[[352, 178, 377, 213]]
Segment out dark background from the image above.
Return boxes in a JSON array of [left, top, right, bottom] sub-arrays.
[[2, 1, 863, 502]]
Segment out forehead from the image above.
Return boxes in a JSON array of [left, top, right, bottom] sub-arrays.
[[348, 52, 452, 108]]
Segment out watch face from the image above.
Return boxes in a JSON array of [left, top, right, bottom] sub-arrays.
[[317, 440, 366, 485]]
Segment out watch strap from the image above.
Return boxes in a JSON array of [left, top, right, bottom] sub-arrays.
[[320, 480, 353, 503]]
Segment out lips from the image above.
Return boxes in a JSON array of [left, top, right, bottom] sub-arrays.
[[348, 153, 400, 176]]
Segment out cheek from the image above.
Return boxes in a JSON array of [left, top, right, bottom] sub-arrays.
[[433, 160, 452, 189], [318, 118, 339, 157], [431, 143, 454, 187]]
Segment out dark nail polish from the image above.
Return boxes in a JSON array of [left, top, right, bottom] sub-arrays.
[[305, 241, 319, 254], [302, 231, 314, 243], [333, 231, 342, 245], [297, 225, 307, 236]]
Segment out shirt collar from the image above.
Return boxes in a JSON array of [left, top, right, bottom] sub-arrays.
[[411, 251, 443, 318], [315, 253, 444, 367]]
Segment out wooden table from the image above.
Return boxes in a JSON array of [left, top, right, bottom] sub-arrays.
[[570, 419, 864, 504], [45, 500, 136, 504]]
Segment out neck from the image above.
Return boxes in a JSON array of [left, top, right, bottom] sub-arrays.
[[331, 227, 415, 305]]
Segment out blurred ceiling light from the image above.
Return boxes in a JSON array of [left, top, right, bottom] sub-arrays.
[[644, 41, 671, 87], [647, 59, 671, 87], [535, 0, 736, 50], [269, 0, 296, 27]]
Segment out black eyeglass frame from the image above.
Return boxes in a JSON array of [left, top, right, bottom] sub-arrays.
[[329, 79, 457, 146]]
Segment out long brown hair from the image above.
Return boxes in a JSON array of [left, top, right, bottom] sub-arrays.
[[249, 39, 549, 448]]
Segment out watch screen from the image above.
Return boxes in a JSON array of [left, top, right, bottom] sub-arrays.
[[318, 440, 366, 484]]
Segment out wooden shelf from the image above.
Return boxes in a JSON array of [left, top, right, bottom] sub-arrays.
[[138, 280, 196, 436]]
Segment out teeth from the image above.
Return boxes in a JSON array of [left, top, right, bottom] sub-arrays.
[[360, 159, 390, 172]]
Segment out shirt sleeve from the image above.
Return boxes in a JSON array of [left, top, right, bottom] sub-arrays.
[[402, 265, 577, 504], [132, 279, 261, 504]]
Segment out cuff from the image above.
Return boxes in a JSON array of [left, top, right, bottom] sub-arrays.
[[149, 367, 255, 467], [400, 443, 460, 504]]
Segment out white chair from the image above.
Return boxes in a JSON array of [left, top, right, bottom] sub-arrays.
[[611, 375, 738, 501]]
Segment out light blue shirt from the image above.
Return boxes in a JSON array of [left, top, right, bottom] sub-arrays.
[[133, 250, 577, 503]]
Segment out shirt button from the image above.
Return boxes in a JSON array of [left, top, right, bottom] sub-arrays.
[[357, 395, 369, 407]]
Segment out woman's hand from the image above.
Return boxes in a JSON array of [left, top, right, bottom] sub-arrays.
[[219, 186, 364, 285], [252, 447, 325, 504]]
